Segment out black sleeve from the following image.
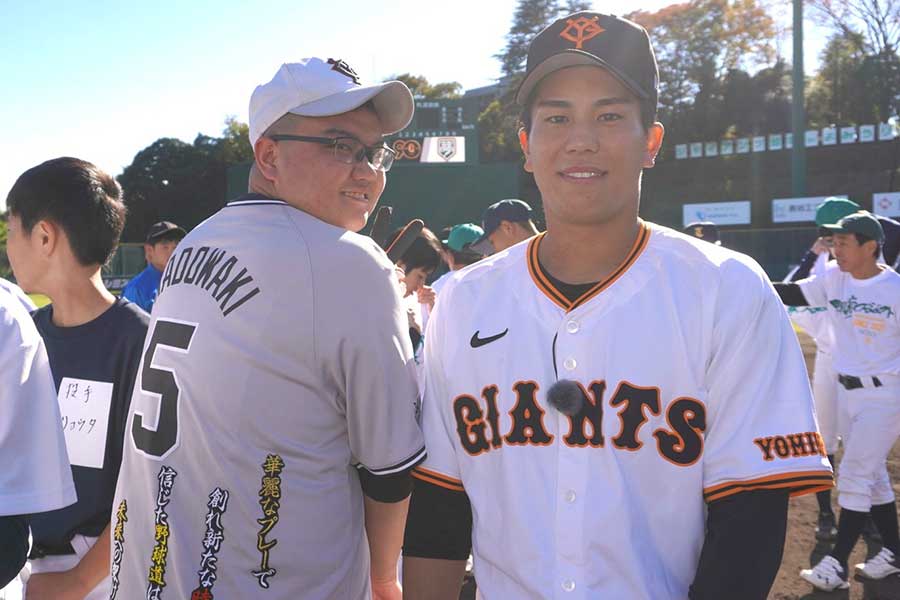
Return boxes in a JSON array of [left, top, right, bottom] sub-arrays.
[[789, 251, 819, 281], [689, 489, 789, 600], [772, 282, 809, 306], [357, 466, 415, 503], [0, 515, 29, 587], [403, 478, 472, 560]]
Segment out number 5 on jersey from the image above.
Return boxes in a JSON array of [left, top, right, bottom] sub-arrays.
[[131, 319, 198, 460]]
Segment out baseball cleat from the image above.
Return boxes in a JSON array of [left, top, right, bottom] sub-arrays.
[[800, 556, 850, 591], [815, 512, 838, 542], [855, 547, 900, 580]]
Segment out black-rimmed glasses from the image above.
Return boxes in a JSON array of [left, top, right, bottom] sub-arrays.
[[268, 135, 396, 172]]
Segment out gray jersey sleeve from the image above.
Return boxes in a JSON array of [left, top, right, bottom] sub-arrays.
[[314, 235, 425, 475]]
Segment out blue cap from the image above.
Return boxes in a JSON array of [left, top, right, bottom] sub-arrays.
[[470, 199, 533, 254]]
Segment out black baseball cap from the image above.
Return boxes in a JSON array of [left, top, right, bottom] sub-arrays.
[[822, 211, 885, 243], [516, 12, 659, 112], [146, 221, 186, 244], [684, 221, 720, 244]]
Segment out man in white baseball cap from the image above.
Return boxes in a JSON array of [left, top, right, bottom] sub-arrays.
[[110, 59, 424, 600]]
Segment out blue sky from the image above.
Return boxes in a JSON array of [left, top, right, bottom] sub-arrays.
[[0, 0, 827, 210]]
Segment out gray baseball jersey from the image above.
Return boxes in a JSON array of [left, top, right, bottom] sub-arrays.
[[111, 195, 425, 600]]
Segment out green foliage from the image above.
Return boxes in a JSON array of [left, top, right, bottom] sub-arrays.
[[390, 74, 462, 99], [118, 117, 253, 242], [0, 213, 9, 280]]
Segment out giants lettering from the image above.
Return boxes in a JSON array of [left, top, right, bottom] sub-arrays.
[[452, 380, 707, 466]]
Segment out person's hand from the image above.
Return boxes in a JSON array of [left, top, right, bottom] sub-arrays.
[[407, 307, 421, 334], [417, 285, 436, 310], [812, 237, 832, 255], [371, 577, 402, 600], [26, 570, 90, 600]]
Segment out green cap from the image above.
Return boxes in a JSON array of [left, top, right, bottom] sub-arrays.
[[822, 211, 884, 243], [443, 223, 485, 253], [815, 197, 860, 227]]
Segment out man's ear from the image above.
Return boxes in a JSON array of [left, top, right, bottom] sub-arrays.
[[519, 128, 533, 173], [254, 137, 279, 181], [643, 122, 665, 168]]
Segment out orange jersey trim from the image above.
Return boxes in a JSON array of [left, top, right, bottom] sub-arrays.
[[412, 466, 465, 493], [703, 470, 834, 503], [526, 221, 651, 313]]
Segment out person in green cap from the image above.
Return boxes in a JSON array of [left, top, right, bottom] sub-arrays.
[[776, 212, 900, 591], [783, 197, 860, 544], [420, 223, 485, 331]]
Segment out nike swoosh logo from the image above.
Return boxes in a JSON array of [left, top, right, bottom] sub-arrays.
[[470, 329, 509, 348]]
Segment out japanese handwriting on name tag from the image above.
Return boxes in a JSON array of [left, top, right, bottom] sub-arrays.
[[57, 377, 113, 469]]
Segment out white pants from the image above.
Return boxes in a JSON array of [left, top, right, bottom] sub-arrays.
[[837, 382, 900, 512], [0, 535, 109, 600], [812, 351, 845, 453]]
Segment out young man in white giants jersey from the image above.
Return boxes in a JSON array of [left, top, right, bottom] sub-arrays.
[[402, 11, 832, 600]]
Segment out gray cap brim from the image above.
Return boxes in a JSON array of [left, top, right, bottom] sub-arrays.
[[515, 51, 650, 105], [289, 80, 414, 135]]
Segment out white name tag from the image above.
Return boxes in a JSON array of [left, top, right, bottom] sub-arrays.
[[56, 377, 113, 469]]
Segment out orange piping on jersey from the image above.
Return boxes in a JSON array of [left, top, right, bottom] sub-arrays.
[[525, 221, 651, 313], [570, 222, 650, 310], [527, 234, 570, 310], [703, 471, 834, 503], [412, 467, 465, 493]]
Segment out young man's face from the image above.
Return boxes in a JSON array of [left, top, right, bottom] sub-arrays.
[[264, 107, 387, 232], [488, 221, 526, 253], [522, 65, 663, 228], [401, 266, 432, 297], [146, 239, 180, 272], [6, 214, 42, 293], [832, 233, 876, 274]]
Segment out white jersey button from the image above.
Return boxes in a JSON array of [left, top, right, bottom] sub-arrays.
[[563, 358, 577, 371], [566, 320, 579, 334], [564, 490, 577, 503], [562, 579, 576, 592]]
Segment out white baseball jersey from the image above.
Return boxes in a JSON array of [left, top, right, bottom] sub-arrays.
[[785, 253, 834, 352], [416, 222, 832, 600], [111, 196, 425, 600], [0, 286, 75, 516], [798, 265, 900, 376], [0, 277, 36, 313]]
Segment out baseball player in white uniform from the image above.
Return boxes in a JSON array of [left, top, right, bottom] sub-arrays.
[[109, 58, 424, 600], [776, 212, 900, 591], [0, 284, 76, 594], [784, 197, 862, 541], [402, 12, 832, 600]]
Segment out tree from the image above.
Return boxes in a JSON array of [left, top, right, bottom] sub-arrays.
[[496, 0, 561, 79], [118, 118, 253, 242], [627, 0, 779, 141], [389, 74, 462, 99], [0, 213, 10, 280]]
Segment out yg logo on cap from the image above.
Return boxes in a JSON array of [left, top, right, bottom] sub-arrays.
[[327, 58, 360, 84], [559, 16, 605, 49]]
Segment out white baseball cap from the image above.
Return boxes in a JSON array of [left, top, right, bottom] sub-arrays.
[[249, 57, 415, 147]]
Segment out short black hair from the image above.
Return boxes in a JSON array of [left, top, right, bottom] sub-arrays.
[[518, 88, 657, 134], [853, 233, 881, 258], [388, 226, 443, 274], [7, 157, 126, 266]]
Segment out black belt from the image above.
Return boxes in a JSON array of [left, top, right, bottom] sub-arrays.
[[28, 541, 75, 559], [838, 374, 883, 391]]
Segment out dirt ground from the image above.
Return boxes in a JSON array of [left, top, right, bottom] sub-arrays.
[[770, 329, 900, 600]]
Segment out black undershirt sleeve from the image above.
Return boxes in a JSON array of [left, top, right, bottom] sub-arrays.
[[403, 478, 473, 560], [789, 251, 819, 281], [772, 282, 809, 306], [689, 489, 789, 600], [357, 467, 415, 503], [0, 515, 29, 588]]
